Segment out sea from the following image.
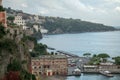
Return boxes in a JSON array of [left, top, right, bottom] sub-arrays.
[[38, 31, 120, 80]]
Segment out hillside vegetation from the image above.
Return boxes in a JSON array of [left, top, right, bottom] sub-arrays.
[[42, 17, 117, 34]]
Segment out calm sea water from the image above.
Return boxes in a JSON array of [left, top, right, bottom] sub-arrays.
[[38, 31, 120, 80], [38, 31, 120, 57], [66, 73, 120, 80]]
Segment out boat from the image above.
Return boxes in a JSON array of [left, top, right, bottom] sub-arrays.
[[72, 68, 81, 76]]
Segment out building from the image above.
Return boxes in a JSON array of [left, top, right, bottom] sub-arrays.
[[40, 28, 48, 34], [83, 65, 120, 73], [33, 25, 39, 32], [83, 65, 99, 72], [14, 16, 26, 26], [33, 25, 48, 33], [100, 62, 113, 65], [34, 15, 39, 22], [0, 0, 7, 27], [31, 55, 68, 76], [0, 11, 7, 27], [99, 65, 120, 73], [24, 27, 34, 36]]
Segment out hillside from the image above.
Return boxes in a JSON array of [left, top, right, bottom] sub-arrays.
[[5, 7, 117, 34], [42, 17, 117, 34]]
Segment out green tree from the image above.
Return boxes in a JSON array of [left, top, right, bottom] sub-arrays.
[[55, 53, 58, 55], [34, 43, 47, 55], [7, 59, 22, 71], [113, 56, 120, 65], [51, 52, 54, 55], [97, 53, 110, 62], [13, 30, 17, 40], [0, 23, 6, 39], [83, 53, 91, 57], [93, 54, 97, 58], [89, 54, 100, 65], [0, 39, 17, 54], [32, 74, 36, 80], [22, 36, 37, 45], [7, 16, 15, 23], [0, 6, 5, 11], [20, 69, 32, 80]]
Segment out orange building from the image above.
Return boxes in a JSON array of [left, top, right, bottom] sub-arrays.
[[31, 55, 68, 76], [0, 0, 7, 27], [0, 11, 7, 27]]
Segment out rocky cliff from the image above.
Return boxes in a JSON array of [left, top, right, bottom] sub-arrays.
[[0, 24, 35, 80]]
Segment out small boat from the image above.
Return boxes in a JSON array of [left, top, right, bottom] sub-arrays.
[[72, 68, 81, 76]]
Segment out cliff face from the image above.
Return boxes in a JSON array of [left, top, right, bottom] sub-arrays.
[[0, 25, 34, 80], [31, 32, 42, 40]]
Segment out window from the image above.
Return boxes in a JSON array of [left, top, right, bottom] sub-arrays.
[[39, 72, 41, 75], [118, 66, 120, 69], [34, 66, 36, 69], [39, 66, 41, 68], [47, 65, 50, 68], [44, 65, 46, 68]]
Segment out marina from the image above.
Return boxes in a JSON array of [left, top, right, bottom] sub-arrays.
[[39, 31, 120, 80]]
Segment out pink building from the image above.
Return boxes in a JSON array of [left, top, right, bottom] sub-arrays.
[[0, 11, 7, 27]]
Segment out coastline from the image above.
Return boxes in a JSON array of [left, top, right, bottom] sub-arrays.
[[44, 30, 120, 36]]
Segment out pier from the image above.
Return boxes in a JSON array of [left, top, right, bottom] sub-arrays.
[[99, 71, 114, 77], [57, 50, 79, 58]]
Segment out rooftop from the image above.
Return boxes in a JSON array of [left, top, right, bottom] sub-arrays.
[[32, 55, 67, 60]]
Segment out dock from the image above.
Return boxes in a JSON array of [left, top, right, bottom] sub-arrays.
[[57, 50, 79, 58], [99, 71, 114, 77]]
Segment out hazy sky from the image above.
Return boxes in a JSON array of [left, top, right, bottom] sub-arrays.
[[3, 0, 120, 26]]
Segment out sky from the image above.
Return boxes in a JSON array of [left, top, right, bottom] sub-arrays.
[[3, 0, 120, 26]]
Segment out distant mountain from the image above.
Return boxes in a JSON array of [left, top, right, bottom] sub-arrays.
[[5, 7, 118, 34], [114, 26, 120, 29]]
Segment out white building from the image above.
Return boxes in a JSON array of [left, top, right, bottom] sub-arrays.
[[14, 16, 26, 26], [23, 26, 28, 30], [40, 28, 48, 34], [39, 25, 48, 34], [33, 25, 39, 32], [34, 15, 39, 21], [33, 25, 48, 33]]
